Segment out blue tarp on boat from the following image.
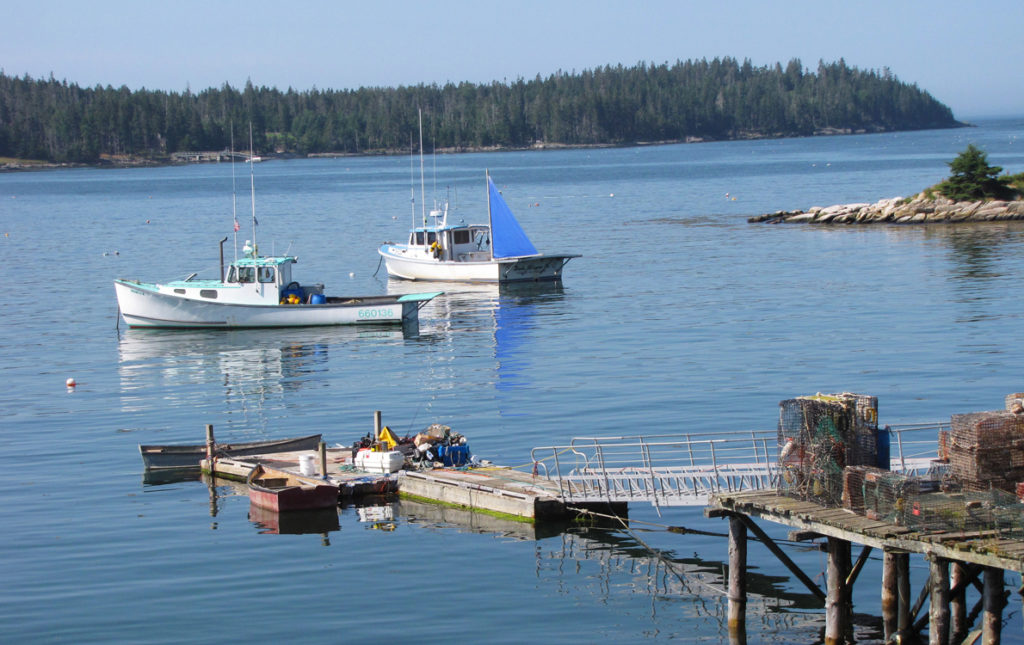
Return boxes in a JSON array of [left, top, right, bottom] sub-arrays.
[[488, 177, 539, 259]]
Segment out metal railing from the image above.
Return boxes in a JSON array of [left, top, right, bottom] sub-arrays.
[[530, 422, 949, 508]]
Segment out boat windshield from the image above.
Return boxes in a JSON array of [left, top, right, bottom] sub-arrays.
[[412, 231, 438, 246]]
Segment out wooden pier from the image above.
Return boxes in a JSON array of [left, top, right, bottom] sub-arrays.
[[707, 490, 1024, 644]]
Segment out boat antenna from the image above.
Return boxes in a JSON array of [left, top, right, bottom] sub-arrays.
[[418, 108, 426, 228], [409, 133, 415, 231], [248, 122, 258, 256], [432, 119, 437, 203], [230, 123, 238, 265]]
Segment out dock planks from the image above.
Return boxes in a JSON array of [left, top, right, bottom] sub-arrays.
[[709, 490, 1024, 572]]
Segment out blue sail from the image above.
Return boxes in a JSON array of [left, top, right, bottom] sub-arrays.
[[489, 177, 538, 259]]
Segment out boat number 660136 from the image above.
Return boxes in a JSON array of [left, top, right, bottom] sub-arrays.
[[358, 307, 395, 319]]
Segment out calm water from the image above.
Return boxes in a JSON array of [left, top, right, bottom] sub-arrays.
[[2, 118, 1024, 643]]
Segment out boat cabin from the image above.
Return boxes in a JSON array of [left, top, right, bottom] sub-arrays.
[[222, 253, 324, 304], [154, 245, 324, 306], [408, 223, 492, 262]]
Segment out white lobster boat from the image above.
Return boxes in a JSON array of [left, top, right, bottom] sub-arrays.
[[116, 126, 439, 330], [379, 171, 580, 283], [115, 244, 440, 329]]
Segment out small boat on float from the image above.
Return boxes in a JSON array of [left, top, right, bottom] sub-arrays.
[[139, 434, 323, 471], [247, 463, 340, 512]]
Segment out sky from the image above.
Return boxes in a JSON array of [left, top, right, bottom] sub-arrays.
[[4, 0, 1023, 119]]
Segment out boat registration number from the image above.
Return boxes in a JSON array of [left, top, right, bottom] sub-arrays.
[[358, 307, 396, 319]]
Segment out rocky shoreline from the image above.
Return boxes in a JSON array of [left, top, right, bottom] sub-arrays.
[[750, 194, 1024, 225]]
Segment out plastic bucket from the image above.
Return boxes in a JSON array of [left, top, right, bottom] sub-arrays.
[[299, 454, 316, 476], [310, 294, 326, 305]]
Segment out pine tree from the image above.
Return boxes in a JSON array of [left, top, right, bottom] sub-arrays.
[[938, 144, 1013, 201]]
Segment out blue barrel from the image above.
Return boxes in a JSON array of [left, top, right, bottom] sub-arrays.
[[436, 444, 471, 467], [876, 427, 891, 470], [310, 294, 326, 305]]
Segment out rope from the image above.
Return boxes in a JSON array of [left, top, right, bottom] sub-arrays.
[[372, 254, 384, 277]]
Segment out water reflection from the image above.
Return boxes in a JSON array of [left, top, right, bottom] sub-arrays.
[[385, 278, 568, 394], [116, 325, 405, 428], [395, 497, 850, 641], [248, 504, 340, 537], [936, 224, 1024, 282]]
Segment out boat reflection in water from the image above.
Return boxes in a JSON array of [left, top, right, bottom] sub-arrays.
[[385, 277, 566, 392], [116, 324, 409, 432], [248, 503, 340, 537]]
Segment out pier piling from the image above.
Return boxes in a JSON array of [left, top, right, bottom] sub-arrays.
[[727, 515, 747, 643]]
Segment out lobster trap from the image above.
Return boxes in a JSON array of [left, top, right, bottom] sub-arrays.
[[777, 393, 879, 506], [949, 411, 1024, 493]]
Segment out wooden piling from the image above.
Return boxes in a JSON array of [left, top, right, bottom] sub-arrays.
[[205, 424, 215, 461], [374, 410, 382, 441], [897, 551, 912, 636], [825, 537, 851, 645], [928, 556, 950, 645], [950, 562, 968, 643], [318, 441, 327, 477], [727, 515, 747, 644], [983, 566, 1004, 644], [882, 550, 899, 639]]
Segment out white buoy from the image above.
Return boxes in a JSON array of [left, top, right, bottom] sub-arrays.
[[349, 272, 355, 278], [66, 377, 76, 387]]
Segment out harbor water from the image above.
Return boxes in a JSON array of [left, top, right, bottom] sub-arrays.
[[2, 117, 1023, 642]]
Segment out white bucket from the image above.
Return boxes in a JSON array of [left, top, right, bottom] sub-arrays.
[[299, 454, 316, 476]]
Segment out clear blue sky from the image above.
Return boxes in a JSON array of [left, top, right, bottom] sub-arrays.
[[4, 0, 1022, 118]]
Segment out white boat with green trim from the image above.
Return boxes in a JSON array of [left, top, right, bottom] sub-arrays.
[[116, 126, 440, 330], [115, 244, 440, 329]]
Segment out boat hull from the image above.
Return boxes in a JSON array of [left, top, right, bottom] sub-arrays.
[[115, 280, 437, 329], [139, 434, 323, 471], [379, 246, 576, 283], [247, 465, 340, 512]]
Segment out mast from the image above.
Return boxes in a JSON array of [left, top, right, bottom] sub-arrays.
[[248, 122, 258, 256], [230, 124, 238, 264], [486, 169, 493, 260], [418, 108, 426, 228], [409, 133, 415, 231]]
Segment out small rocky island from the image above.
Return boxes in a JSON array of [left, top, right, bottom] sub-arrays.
[[751, 144, 1024, 225], [750, 195, 1024, 225]]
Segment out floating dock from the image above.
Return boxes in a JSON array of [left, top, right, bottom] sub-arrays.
[[201, 449, 398, 497], [201, 450, 621, 522]]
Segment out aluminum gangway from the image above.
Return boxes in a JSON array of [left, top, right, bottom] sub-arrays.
[[529, 423, 949, 509]]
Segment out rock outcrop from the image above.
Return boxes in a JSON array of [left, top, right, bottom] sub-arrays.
[[750, 194, 1024, 225]]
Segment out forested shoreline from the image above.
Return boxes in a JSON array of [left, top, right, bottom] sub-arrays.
[[0, 57, 961, 165]]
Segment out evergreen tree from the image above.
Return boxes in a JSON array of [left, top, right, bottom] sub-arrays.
[[0, 60, 962, 164], [938, 144, 1013, 201]]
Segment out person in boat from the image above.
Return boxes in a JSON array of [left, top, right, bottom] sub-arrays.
[[429, 240, 443, 259]]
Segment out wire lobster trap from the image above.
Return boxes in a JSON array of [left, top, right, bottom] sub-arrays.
[[949, 411, 1024, 493], [777, 393, 879, 506]]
